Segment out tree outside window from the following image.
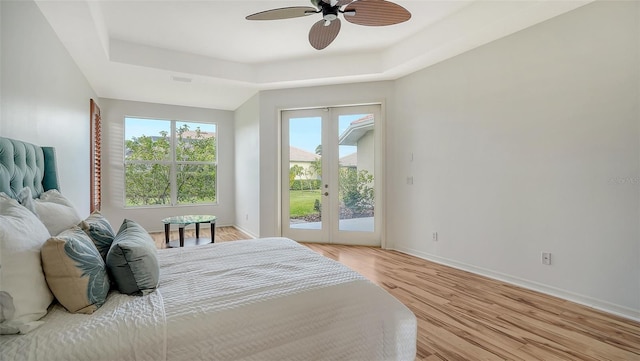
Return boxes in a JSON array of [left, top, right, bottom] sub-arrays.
[[124, 117, 217, 207]]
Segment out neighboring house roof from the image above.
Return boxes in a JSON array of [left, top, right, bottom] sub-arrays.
[[339, 114, 374, 145], [180, 130, 215, 139], [350, 114, 374, 125], [146, 130, 215, 141], [290, 146, 319, 162], [339, 152, 357, 167]]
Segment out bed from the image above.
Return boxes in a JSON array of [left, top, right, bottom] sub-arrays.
[[0, 136, 417, 360]]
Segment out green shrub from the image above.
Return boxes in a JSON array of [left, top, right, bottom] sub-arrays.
[[339, 168, 374, 216], [290, 179, 321, 191]]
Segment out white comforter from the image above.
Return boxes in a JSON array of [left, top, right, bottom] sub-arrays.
[[1, 237, 416, 361]]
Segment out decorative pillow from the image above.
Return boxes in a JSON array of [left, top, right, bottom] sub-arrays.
[[0, 193, 54, 334], [0, 291, 16, 323], [41, 227, 110, 314], [81, 211, 116, 261], [34, 189, 82, 236], [106, 219, 159, 296]]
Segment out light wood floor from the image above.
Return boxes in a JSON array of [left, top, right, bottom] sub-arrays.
[[150, 226, 251, 249], [150, 230, 640, 360], [305, 243, 640, 361]]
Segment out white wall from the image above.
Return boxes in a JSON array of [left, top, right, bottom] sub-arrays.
[[234, 94, 260, 238], [357, 130, 375, 175], [99, 98, 235, 232], [257, 82, 394, 238], [0, 0, 97, 217], [389, 1, 639, 319]]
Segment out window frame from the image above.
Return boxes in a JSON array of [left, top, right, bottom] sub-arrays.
[[90, 99, 101, 213], [123, 116, 218, 208]]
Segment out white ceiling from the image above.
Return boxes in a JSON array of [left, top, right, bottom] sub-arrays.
[[35, 0, 591, 111]]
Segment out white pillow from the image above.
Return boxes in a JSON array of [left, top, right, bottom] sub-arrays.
[[34, 190, 82, 236], [16, 187, 37, 215], [0, 193, 54, 334]]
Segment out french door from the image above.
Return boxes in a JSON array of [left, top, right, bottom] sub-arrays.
[[281, 105, 382, 246]]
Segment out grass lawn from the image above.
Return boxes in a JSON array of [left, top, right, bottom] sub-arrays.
[[289, 189, 321, 218]]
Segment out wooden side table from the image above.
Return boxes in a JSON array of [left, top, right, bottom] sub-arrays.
[[162, 215, 217, 248]]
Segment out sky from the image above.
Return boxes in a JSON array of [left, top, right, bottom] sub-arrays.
[[289, 113, 366, 157], [125, 117, 216, 139], [125, 114, 367, 157]]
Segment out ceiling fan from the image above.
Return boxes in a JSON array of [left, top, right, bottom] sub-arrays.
[[246, 0, 411, 50]]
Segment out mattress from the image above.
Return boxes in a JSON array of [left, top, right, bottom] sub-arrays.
[[1, 237, 416, 361]]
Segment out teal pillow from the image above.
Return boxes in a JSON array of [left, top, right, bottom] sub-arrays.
[[106, 219, 159, 296], [81, 211, 116, 261], [41, 227, 110, 314]]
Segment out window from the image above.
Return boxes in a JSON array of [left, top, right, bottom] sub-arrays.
[[124, 117, 217, 207]]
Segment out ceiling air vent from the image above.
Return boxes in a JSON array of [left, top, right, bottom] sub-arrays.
[[171, 76, 192, 83]]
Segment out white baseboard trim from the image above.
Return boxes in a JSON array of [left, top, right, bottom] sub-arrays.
[[232, 225, 258, 239], [392, 245, 640, 323]]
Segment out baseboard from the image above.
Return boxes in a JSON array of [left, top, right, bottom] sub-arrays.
[[232, 225, 258, 239], [392, 245, 640, 323]]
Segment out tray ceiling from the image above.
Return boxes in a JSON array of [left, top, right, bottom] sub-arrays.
[[35, 0, 591, 110]]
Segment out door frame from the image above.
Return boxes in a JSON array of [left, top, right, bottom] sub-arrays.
[[278, 103, 385, 247]]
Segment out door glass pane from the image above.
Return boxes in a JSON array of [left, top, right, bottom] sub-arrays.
[[338, 114, 375, 232], [288, 117, 322, 230]]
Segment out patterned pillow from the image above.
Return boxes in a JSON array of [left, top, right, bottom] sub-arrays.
[[35, 190, 82, 236], [106, 219, 159, 296], [0, 193, 54, 334], [41, 227, 110, 314], [81, 211, 116, 261]]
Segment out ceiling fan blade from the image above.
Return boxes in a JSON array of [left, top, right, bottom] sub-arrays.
[[246, 6, 317, 21], [344, 0, 411, 26], [321, 0, 354, 7], [309, 19, 341, 50]]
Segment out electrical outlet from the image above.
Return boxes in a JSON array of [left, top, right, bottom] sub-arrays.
[[542, 252, 551, 265], [432, 232, 438, 242]]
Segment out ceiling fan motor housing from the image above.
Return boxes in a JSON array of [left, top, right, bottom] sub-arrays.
[[321, 3, 339, 22]]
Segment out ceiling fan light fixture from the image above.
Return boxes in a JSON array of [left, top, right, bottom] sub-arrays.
[[324, 14, 338, 21]]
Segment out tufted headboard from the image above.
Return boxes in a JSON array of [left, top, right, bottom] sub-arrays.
[[0, 136, 59, 200]]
